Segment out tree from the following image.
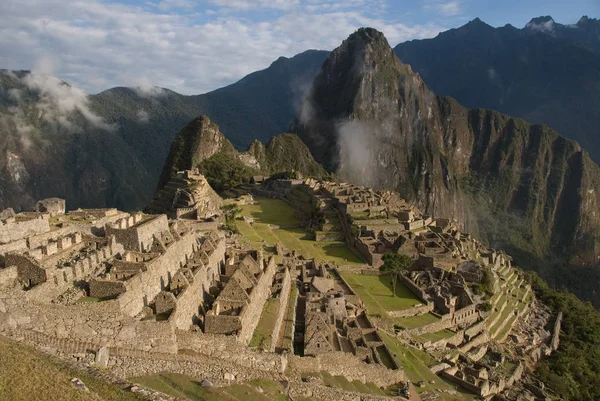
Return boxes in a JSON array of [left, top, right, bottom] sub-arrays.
[[380, 253, 413, 297]]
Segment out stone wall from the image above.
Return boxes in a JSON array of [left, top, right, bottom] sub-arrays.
[[408, 315, 454, 335], [117, 230, 199, 317], [26, 225, 82, 251], [550, 311, 563, 351], [288, 352, 404, 388], [176, 331, 287, 373], [398, 273, 429, 303], [0, 297, 177, 353], [6, 253, 46, 286], [270, 267, 291, 352], [238, 256, 277, 345], [288, 381, 393, 401], [0, 214, 50, 244], [89, 280, 127, 299], [387, 303, 433, 318], [105, 214, 168, 252], [168, 237, 225, 330]]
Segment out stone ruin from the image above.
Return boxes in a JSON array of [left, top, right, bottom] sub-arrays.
[[299, 261, 400, 370], [248, 177, 558, 400], [0, 176, 562, 400], [146, 169, 222, 221], [204, 248, 276, 345]]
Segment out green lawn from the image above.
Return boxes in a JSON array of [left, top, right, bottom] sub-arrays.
[[236, 198, 363, 266], [282, 284, 298, 350], [339, 272, 423, 316], [313, 371, 385, 395], [249, 298, 280, 350], [393, 313, 440, 330], [240, 199, 300, 227], [132, 374, 288, 401], [0, 336, 145, 401], [418, 329, 456, 343]]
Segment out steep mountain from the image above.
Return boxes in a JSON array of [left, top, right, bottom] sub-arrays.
[[0, 70, 152, 211], [155, 115, 325, 195], [298, 28, 600, 302], [393, 16, 600, 163], [0, 50, 328, 211]]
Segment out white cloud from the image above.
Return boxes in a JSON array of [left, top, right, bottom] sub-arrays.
[[1, 0, 446, 95], [525, 19, 555, 33], [137, 109, 150, 123], [424, 1, 462, 17]]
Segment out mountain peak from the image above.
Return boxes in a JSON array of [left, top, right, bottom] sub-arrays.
[[347, 27, 388, 44], [525, 16, 556, 32], [577, 15, 598, 26]]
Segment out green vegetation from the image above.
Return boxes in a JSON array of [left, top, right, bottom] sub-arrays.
[[132, 373, 288, 401], [526, 272, 600, 401], [393, 313, 440, 330], [339, 272, 423, 316], [249, 298, 280, 350], [379, 253, 413, 297], [302, 371, 385, 396], [199, 153, 255, 193], [221, 203, 241, 233], [417, 329, 455, 343], [236, 198, 363, 266], [282, 284, 298, 350], [0, 336, 145, 401], [470, 268, 495, 297]]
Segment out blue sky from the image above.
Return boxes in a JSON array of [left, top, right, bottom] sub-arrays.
[[1, 0, 598, 94]]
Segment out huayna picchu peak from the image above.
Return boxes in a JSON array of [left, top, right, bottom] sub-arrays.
[[298, 28, 600, 306]]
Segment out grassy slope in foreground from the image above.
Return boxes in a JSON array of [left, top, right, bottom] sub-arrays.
[[0, 336, 145, 401]]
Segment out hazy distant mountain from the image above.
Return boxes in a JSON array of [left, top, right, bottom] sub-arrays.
[[393, 16, 600, 162], [0, 50, 328, 211]]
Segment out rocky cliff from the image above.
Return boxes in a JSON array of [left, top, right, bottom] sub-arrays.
[[298, 28, 600, 286]]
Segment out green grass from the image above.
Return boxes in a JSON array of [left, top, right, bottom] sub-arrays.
[[313, 371, 384, 395], [338, 272, 423, 316], [239, 199, 300, 227], [393, 313, 441, 330], [249, 298, 280, 350], [0, 336, 145, 401], [132, 373, 289, 401], [418, 329, 456, 343], [282, 284, 298, 350], [236, 198, 363, 266], [76, 296, 104, 303]]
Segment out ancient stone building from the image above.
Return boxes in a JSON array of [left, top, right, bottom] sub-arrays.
[[205, 249, 276, 344]]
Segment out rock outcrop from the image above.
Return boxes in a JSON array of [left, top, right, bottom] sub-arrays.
[[297, 28, 600, 289]]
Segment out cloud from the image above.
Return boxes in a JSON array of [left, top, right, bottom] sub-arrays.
[[137, 109, 150, 123], [131, 76, 166, 98], [21, 72, 115, 131], [525, 19, 555, 33], [1, 70, 115, 141], [1, 0, 446, 95], [424, 1, 462, 17]]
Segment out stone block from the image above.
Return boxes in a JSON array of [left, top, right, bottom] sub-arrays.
[[95, 346, 109, 368]]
